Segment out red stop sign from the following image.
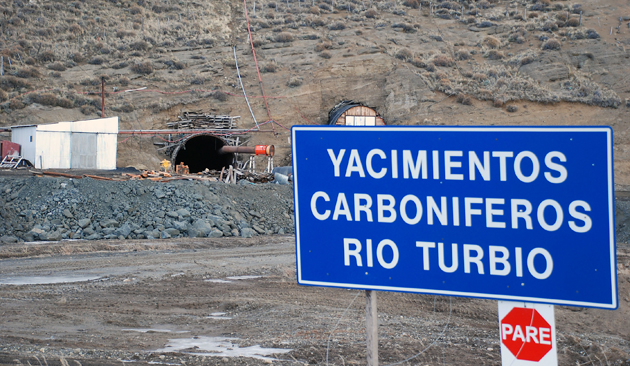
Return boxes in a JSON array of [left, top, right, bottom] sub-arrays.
[[500, 307, 553, 362]]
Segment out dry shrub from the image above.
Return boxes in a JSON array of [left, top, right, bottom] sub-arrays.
[[455, 49, 471, 60], [435, 70, 448, 80], [37, 50, 55, 62], [0, 89, 8, 102], [493, 98, 504, 107], [329, 22, 346, 30], [119, 77, 130, 86], [1, 76, 32, 90], [116, 30, 135, 39], [130, 6, 143, 15], [411, 57, 426, 68], [287, 77, 303, 87], [69, 53, 85, 63], [212, 91, 228, 102], [261, 63, 278, 73], [310, 16, 327, 27], [112, 61, 129, 69], [425, 62, 436, 72], [485, 49, 504, 60], [164, 60, 186, 70], [542, 21, 558, 32], [131, 61, 153, 74], [314, 41, 332, 52], [275, 32, 294, 42], [542, 39, 561, 50], [365, 9, 378, 18], [482, 36, 501, 49], [69, 23, 82, 34], [528, 11, 539, 18], [222, 57, 237, 68], [25, 57, 36, 65], [566, 17, 580, 27], [309, 6, 320, 14], [16, 66, 41, 78], [403, 0, 419, 8], [57, 97, 73, 108], [89, 56, 106, 65], [473, 73, 487, 81], [430, 54, 454, 67], [401, 24, 416, 33], [456, 94, 472, 105], [395, 48, 413, 61], [9, 98, 25, 110], [29, 93, 58, 106], [47, 62, 66, 71], [252, 38, 265, 47], [80, 104, 95, 115], [320, 51, 332, 59], [130, 41, 150, 51], [506, 105, 518, 112]]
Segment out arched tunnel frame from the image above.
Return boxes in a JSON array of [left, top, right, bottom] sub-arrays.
[[171, 133, 235, 173]]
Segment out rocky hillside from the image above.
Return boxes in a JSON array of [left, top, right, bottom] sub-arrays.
[[1, 0, 629, 181]]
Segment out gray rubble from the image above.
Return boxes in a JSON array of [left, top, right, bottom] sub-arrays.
[[0, 176, 294, 242]]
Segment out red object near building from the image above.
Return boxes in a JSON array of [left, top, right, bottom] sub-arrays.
[[0, 140, 21, 159], [500, 307, 553, 362]]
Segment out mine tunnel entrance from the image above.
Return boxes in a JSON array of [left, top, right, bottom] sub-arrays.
[[172, 134, 234, 173]]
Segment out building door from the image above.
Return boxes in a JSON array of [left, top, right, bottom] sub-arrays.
[[71, 133, 97, 169]]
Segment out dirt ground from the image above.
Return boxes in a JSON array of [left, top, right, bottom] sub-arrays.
[[0, 237, 628, 366]]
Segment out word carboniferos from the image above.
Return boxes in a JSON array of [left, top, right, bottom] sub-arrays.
[[309, 148, 592, 234]]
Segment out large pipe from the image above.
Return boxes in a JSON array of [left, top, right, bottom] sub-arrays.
[[218, 145, 274, 157], [118, 129, 275, 134]]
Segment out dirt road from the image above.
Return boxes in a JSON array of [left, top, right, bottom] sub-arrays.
[[0, 237, 629, 366]]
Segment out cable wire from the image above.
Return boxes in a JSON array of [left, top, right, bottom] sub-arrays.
[[234, 46, 260, 130]]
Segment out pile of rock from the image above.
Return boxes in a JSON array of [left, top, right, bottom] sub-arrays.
[[0, 176, 294, 243]]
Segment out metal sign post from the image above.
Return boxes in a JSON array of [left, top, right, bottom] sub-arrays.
[[366, 290, 378, 366]]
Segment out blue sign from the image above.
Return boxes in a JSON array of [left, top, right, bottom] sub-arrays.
[[291, 126, 617, 309]]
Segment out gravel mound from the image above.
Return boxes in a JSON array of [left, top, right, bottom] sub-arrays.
[[0, 176, 294, 243]]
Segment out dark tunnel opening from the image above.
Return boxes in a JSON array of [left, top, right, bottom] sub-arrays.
[[173, 134, 234, 173]]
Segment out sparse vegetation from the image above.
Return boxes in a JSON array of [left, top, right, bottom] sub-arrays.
[[16, 67, 41, 79], [261, 63, 278, 73], [320, 51, 332, 59], [455, 49, 472, 60], [430, 54, 454, 67], [329, 22, 346, 30], [287, 77, 303, 87], [395, 48, 413, 61], [275, 33, 294, 43], [1, 76, 32, 90], [456, 94, 472, 105], [89, 56, 106, 65], [131, 62, 153, 75], [542, 39, 562, 51], [485, 49, 505, 60], [482, 36, 501, 49], [212, 91, 228, 102], [47, 62, 66, 72], [365, 9, 378, 18]]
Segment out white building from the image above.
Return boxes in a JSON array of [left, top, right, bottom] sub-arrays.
[[11, 117, 118, 170]]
